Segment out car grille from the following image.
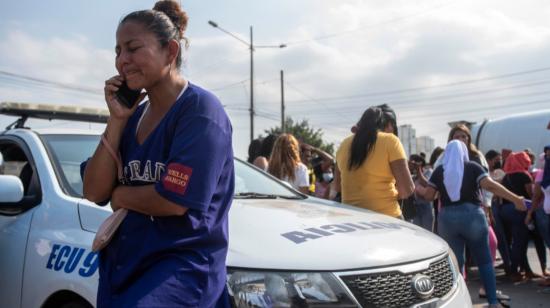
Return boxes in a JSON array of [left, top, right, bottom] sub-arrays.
[[339, 256, 455, 308]]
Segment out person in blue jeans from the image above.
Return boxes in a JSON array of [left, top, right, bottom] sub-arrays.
[[421, 140, 526, 308], [500, 151, 534, 282], [409, 154, 434, 231]]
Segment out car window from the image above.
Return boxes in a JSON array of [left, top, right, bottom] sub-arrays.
[[41, 134, 301, 199], [233, 159, 301, 198], [41, 135, 100, 197]]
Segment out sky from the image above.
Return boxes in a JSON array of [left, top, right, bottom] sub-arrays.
[[2, 0, 550, 159]]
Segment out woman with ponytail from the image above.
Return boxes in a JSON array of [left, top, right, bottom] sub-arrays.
[[335, 105, 414, 218], [421, 140, 527, 308], [81, 1, 233, 306]]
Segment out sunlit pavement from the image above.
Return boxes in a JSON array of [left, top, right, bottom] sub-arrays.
[[466, 244, 550, 307]]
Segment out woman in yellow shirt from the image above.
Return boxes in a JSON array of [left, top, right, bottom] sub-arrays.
[[335, 105, 414, 218]]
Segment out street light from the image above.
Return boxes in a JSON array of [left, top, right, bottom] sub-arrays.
[[208, 20, 286, 143]]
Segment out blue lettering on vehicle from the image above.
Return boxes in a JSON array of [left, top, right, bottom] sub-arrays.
[[46, 244, 99, 277], [281, 221, 417, 244]]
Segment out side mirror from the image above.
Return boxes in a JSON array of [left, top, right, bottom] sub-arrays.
[[0, 175, 24, 203]]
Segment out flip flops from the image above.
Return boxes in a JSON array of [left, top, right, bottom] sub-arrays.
[[479, 289, 511, 307], [479, 289, 511, 301]]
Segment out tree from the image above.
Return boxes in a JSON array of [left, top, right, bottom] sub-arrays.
[[263, 117, 335, 155]]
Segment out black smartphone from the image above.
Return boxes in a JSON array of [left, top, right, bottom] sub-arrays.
[[115, 81, 142, 108]]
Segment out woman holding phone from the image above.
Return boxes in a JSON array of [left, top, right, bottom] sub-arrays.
[[81, 1, 234, 307]]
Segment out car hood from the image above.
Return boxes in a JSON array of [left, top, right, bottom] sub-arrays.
[[79, 197, 447, 271], [227, 197, 447, 271]]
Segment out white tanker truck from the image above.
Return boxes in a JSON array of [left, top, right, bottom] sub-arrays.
[[470, 110, 550, 155]]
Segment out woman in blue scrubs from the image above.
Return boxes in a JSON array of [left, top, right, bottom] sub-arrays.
[[81, 1, 234, 307]]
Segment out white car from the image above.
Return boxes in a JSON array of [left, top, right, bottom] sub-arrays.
[[0, 102, 471, 308]]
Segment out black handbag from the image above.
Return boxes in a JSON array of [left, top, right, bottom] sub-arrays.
[[400, 196, 417, 221]]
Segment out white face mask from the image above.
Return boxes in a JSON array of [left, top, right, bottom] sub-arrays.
[[322, 172, 333, 183]]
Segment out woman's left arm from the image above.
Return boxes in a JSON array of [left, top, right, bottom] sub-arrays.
[[525, 182, 534, 199], [112, 185, 187, 216], [420, 185, 438, 201]]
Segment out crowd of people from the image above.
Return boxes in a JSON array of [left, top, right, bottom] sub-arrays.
[[248, 105, 550, 308], [71, 0, 546, 306]]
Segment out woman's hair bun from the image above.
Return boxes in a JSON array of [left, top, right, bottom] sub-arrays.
[[153, 0, 188, 39]]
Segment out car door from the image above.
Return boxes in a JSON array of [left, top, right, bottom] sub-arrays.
[[0, 135, 42, 308]]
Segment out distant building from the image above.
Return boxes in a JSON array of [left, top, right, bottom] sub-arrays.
[[399, 124, 416, 157], [398, 124, 435, 158], [416, 136, 435, 158]]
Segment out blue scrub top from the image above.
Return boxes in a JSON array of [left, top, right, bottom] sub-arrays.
[[82, 82, 234, 307]]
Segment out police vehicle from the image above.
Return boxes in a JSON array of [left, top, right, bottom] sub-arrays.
[[0, 102, 471, 308]]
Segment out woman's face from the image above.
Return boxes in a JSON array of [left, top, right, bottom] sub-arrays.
[[452, 130, 469, 145], [115, 21, 170, 89]]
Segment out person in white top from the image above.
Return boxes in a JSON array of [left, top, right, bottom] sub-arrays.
[[267, 134, 309, 194]]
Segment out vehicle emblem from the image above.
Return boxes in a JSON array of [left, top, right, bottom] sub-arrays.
[[411, 274, 434, 299]]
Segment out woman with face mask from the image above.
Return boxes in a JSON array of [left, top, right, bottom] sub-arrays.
[[313, 158, 335, 200]]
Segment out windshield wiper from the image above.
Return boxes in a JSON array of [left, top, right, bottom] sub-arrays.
[[234, 192, 303, 199]]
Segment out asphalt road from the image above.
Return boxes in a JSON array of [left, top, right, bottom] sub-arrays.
[[467, 244, 550, 308]]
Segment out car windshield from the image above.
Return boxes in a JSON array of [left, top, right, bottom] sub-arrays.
[[41, 134, 302, 199]]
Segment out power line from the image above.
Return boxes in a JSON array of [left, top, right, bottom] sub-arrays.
[[288, 80, 550, 116], [0, 76, 102, 101], [0, 70, 102, 95], [400, 98, 550, 122], [189, 54, 246, 80], [285, 0, 455, 46], [284, 81, 349, 121], [317, 98, 550, 127], [283, 66, 550, 104], [209, 79, 249, 91]]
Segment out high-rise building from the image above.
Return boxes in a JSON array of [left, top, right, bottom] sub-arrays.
[[416, 136, 435, 158], [398, 124, 435, 158], [398, 124, 416, 157]]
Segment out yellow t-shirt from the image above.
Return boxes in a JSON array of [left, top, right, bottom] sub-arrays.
[[336, 132, 407, 217]]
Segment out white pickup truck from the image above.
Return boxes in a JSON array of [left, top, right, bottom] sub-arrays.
[[0, 102, 471, 308]]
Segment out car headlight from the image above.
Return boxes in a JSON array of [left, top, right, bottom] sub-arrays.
[[447, 247, 461, 282], [227, 269, 357, 307]]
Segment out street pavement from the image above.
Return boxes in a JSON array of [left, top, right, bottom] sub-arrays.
[[466, 244, 549, 307]]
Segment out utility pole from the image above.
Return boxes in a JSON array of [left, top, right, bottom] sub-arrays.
[[208, 20, 286, 144], [280, 70, 285, 133], [249, 26, 254, 142]]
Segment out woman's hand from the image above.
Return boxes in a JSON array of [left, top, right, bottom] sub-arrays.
[[104, 75, 145, 121], [513, 196, 527, 212]]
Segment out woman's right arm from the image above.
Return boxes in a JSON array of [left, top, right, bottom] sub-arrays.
[[82, 119, 126, 203], [390, 159, 415, 199], [82, 76, 142, 203], [480, 176, 526, 211]]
